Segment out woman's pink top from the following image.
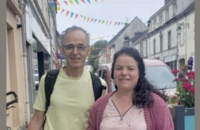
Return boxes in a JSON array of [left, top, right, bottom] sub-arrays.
[[100, 98, 147, 130], [86, 92, 174, 130]]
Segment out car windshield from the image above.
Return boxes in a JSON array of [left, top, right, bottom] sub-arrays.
[[145, 65, 176, 90]]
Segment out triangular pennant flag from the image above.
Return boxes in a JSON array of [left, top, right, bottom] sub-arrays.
[[87, 17, 90, 22], [94, 0, 97, 2], [66, 11, 70, 16], [121, 22, 123, 25], [102, 20, 105, 24], [50, 1, 55, 7], [81, 0, 85, 3], [114, 22, 117, 26], [64, 1, 68, 5], [75, 14, 78, 19], [109, 21, 112, 25], [83, 16, 86, 21], [118, 22, 120, 25], [80, 15, 83, 17], [93, 19, 97, 23], [55, 1, 60, 6], [87, 0, 91, 4], [74, 0, 79, 4], [56, 7, 60, 11], [69, 0, 73, 5], [90, 18, 94, 22], [61, 9, 65, 13], [98, 20, 101, 24], [106, 21, 109, 25], [70, 12, 74, 18]]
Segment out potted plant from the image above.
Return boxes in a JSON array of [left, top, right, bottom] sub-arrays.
[[169, 57, 195, 130]]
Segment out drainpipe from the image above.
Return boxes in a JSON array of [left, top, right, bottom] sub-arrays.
[[19, 0, 31, 124]]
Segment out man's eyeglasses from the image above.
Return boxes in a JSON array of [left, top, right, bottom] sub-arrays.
[[62, 44, 89, 52]]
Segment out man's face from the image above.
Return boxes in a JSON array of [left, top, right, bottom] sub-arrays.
[[61, 30, 90, 69]]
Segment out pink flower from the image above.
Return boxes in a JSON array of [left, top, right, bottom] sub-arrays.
[[174, 78, 180, 81], [172, 69, 179, 74]]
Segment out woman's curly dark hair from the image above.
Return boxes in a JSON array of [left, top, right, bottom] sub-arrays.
[[111, 47, 168, 108]]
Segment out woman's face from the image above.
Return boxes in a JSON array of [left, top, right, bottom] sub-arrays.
[[113, 54, 139, 91]]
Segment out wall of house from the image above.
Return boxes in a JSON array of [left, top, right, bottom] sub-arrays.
[[6, 5, 27, 129], [177, 11, 195, 70], [176, 0, 194, 15], [114, 18, 147, 51]]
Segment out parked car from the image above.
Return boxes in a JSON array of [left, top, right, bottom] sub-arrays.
[[97, 59, 177, 97]]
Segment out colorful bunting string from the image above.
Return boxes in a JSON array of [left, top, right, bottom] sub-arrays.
[[57, 9, 128, 26], [90, 34, 116, 41], [49, 0, 102, 7]]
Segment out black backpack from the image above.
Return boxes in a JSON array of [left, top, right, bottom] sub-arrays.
[[42, 69, 106, 129]]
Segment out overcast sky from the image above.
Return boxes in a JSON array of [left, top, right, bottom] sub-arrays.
[[56, 0, 164, 45]]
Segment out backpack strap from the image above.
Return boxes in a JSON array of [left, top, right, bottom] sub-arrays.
[[90, 72, 106, 101], [42, 69, 60, 130]]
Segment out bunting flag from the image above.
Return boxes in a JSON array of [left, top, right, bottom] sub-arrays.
[[75, 14, 79, 19], [69, 0, 73, 5], [49, 0, 105, 7], [64, 1, 68, 5], [66, 11, 70, 16], [90, 34, 116, 41], [70, 12, 74, 17], [56, 8, 128, 26], [74, 0, 79, 4], [61, 9, 65, 13], [55, 1, 60, 6], [57, 7, 61, 11]]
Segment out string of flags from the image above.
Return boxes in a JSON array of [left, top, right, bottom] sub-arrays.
[[48, 1, 128, 26], [57, 9, 128, 26], [90, 34, 116, 41], [50, 0, 103, 7]]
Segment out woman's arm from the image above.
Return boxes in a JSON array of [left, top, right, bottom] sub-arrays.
[[151, 93, 174, 130], [86, 106, 96, 130]]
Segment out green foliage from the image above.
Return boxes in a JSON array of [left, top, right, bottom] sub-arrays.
[[93, 58, 99, 73], [87, 40, 108, 72]]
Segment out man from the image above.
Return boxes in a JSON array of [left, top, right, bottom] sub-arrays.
[[27, 26, 107, 130]]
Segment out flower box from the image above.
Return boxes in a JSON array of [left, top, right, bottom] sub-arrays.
[[169, 105, 195, 130]]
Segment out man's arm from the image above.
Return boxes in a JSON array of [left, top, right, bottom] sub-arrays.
[[27, 110, 44, 130], [27, 74, 47, 130]]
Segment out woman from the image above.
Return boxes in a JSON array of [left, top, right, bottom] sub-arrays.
[[86, 47, 174, 130]]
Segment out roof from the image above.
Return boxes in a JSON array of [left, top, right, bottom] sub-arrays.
[[149, 0, 175, 20], [129, 29, 149, 46], [148, 2, 194, 37], [108, 16, 145, 48]]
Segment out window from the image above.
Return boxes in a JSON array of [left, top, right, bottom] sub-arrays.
[[153, 39, 156, 54], [159, 15, 163, 26], [154, 19, 157, 29], [160, 34, 163, 52], [168, 31, 171, 49], [173, 3, 177, 16], [145, 66, 176, 89], [140, 43, 143, 56], [165, 8, 169, 21]]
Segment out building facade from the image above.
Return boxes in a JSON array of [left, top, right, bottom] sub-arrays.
[[129, 0, 195, 71], [6, 0, 28, 129], [107, 17, 147, 63]]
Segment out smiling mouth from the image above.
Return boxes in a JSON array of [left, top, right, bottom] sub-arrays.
[[119, 79, 130, 81], [70, 57, 80, 60]]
